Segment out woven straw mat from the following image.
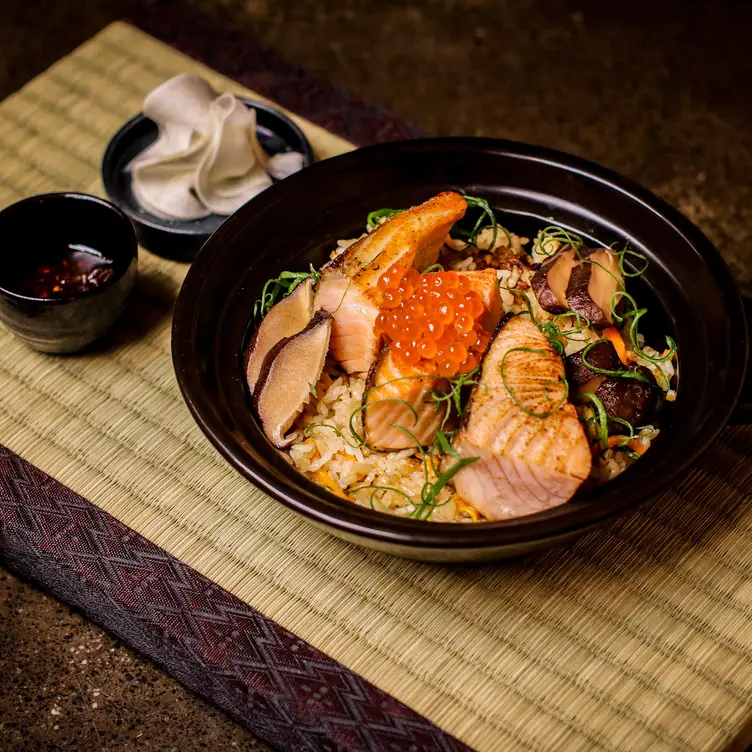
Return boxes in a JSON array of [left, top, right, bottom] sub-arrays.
[[0, 22, 750, 752]]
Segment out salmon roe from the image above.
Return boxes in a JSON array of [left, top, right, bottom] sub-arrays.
[[374, 265, 491, 377]]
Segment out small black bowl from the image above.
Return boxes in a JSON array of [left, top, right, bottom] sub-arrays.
[[0, 192, 138, 354], [102, 98, 314, 263]]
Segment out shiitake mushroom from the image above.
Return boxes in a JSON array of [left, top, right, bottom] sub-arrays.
[[531, 246, 624, 327], [595, 367, 659, 435], [565, 248, 623, 328], [253, 311, 332, 448], [530, 247, 578, 314], [565, 340, 624, 388], [567, 341, 659, 433], [244, 277, 315, 395]]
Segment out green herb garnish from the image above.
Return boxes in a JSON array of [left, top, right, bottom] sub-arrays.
[[450, 195, 511, 251], [539, 311, 592, 356], [304, 422, 362, 449], [366, 208, 403, 230], [347, 397, 419, 447], [534, 225, 583, 258], [350, 484, 414, 510], [617, 246, 649, 277], [410, 457, 479, 520], [428, 366, 480, 432], [253, 265, 321, 320], [579, 340, 652, 383], [610, 290, 677, 372], [578, 392, 610, 449], [500, 346, 569, 418], [433, 429, 459, 458]]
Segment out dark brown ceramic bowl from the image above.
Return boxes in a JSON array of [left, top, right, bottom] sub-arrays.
[[0, 192, 137, 354], [172, 138, 749, 562]]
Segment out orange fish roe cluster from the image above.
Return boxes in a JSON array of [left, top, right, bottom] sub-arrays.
[[374, 265, 491, 376]]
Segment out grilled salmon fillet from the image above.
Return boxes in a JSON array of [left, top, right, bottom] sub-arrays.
[[443, 315, 591, 519], [316, 192, 467, 375], [363, 348, 452, 450], [363, 269, 503, 450], [456, 268, 503, 332]]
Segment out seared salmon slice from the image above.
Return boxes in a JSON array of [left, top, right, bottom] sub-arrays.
[[363, 348, 452, 450], [457, 268, 503, 332], [316, 192, 467, 375], [443, 315, 591, 519], [362, 269, 502, 450], [313, 274, 377, 375]]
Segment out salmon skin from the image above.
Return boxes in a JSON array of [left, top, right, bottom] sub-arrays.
[[362, 269, 503, 450], [316, 192, 467, 375], [443, 315, 591, 519]]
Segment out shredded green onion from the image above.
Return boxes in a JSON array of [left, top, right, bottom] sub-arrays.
[[579, 340, 652, 383], [539, 311, 592, 355], [348, 398, 419, 447], [535, 225, 583, 258], [410, 457, 478, 520], [501, 288, 538, 325], [500, 346, 569, 418], [611, 290, 677, 368], [366, 208, 403, 230], [253, 265, 321, 320], [450, 195, 511, 250], [609, 416, 636, 443], [617, 247, 649, 277], [428, 366, 479, 432], [303, 422, 361, 449], [578, 392, 609, 449], [350, 484, 413, 510]]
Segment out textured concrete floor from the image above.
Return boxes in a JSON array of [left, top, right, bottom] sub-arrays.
[[1, 569, 267, 751], [2, 0, 752, 750]]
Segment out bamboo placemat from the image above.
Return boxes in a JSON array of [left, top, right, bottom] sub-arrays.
[[0, 21, 751, 752]]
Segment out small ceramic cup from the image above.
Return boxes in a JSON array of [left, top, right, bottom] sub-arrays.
[[0, 192, 138, 353]]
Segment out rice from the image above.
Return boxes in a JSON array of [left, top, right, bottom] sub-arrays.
[[589, 425, 659, 482], [530, 230, 563, 264], [286, 362, 473, 522]]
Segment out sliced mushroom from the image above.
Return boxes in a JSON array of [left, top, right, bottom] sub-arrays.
[[244, 277, 315, 395], [253, 311, 332, 448], [594, 366, 659, 435], [565, 249, 623, 328], [565, 340, 624, 389], [531, 247, 578, 314]]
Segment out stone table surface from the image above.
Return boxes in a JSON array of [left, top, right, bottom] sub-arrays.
[[2, 0, 751, 750]]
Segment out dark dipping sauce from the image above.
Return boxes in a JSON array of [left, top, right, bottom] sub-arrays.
[[12, 244, 115, 299]]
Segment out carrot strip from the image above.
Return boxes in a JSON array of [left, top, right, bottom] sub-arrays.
[[314, 468, 348, 499], [455, 495, 481, 521], [602, 326, 628, 365], [606, 436, 648, 455], [628, 438, 648, 455]]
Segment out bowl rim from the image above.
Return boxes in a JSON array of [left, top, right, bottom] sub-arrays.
[[0, 191, 137, 304], [172, 136, 748, 550], [101, 97, 315, 239]]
